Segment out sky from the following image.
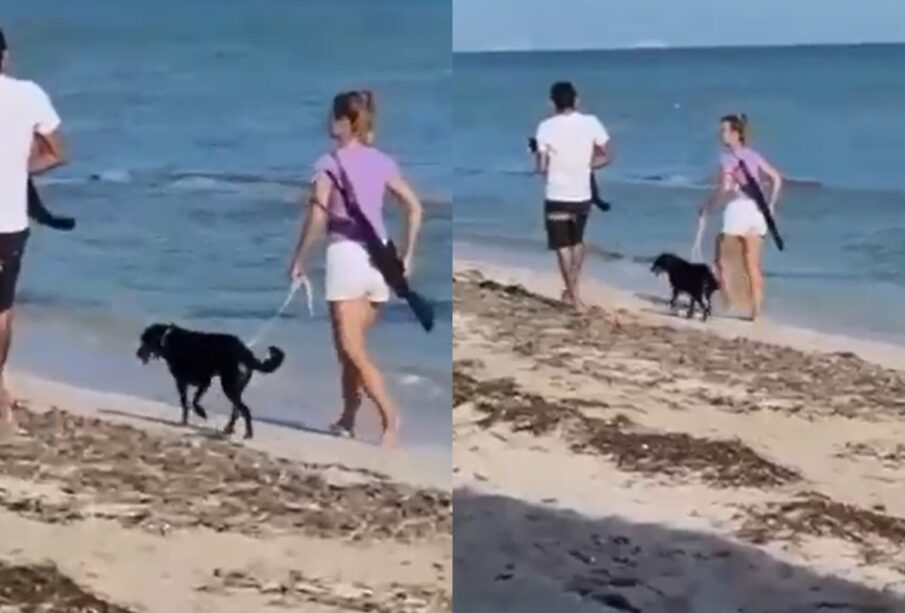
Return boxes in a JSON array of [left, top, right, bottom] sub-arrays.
[[454, 0, 905, 52]]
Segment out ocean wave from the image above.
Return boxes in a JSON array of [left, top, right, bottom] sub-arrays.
[[35, 169, 452, 207], [455, 163, 861, 195], [784, 176, 824, 188], [187, 298, 452, 324], [89, 169, 133, 184], [458, 232, 894, 287], [625, 173, 704, 188], [396, 371, 448, 399]]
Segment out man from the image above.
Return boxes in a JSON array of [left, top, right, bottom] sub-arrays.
[[534, 81, 611, 309], [0, 27, 66, 436]]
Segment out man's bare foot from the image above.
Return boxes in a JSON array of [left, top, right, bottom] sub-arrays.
[[561, 289, 585, 310]]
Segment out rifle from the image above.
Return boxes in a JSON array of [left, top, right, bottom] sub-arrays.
[[736, 159, 783, 251], [28, 178, 75, 231], [590, 173, 611, 213], [326, 154, 435, 332]]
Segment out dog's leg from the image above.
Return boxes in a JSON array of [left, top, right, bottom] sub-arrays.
[[224, 388, 253, 439], [223, 408, 238, 436], [192, 379, 211, 420], [686, 299, 695, 319], [220, 369, 252, 439], [238, 367, 252, 395], [176, 380, 190, 425], [237, 402, 253, 440], [669, 289, 678, 311]]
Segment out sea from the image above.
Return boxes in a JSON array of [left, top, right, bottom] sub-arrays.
[[1, 0, 451, 450], [455, 44, 905, 345]]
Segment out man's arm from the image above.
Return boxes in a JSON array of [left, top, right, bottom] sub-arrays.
[[28, 83, 65, 175], [29, 131, 65, 175], [591, 116, 612, 168], [533, 123, 549, 175], [592, 141, 612, 169]]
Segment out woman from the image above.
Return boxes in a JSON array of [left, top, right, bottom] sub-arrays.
[[288, 91, 423, 448], [694, 114, 782, 321]]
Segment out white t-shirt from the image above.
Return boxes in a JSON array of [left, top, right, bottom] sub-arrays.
[[0, 74, 61, 233], [535, 111, 609, 202]]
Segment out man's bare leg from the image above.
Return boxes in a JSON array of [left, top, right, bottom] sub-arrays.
[[570, 242, 586, 308], [0, 307, 15, 430], [555, 248, 577, 306]]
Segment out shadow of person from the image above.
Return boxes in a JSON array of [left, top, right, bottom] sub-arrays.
[[453, 489, 904, 613]]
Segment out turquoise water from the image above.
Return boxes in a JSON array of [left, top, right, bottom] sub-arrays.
[[455, 45, 905, 344], [1, 0, 451, 449]]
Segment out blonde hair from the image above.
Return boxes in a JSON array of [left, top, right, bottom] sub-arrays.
[[332, 90, 376, 141], [721, 113, 749, 144]]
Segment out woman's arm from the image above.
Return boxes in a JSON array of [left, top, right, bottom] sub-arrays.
[[386, 174, 424, 273], [288, 173, 330, 280], [699, 168, 729, 218], [692, 169, 728, 259], [759, 158, 783, 213]]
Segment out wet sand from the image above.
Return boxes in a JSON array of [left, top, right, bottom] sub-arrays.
[[453, 260, 905, 612], [0, 376, 451, 613]]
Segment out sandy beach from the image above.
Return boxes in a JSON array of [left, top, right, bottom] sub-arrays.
[[0, 373, 451, 612], [453, 258, 905, 612]]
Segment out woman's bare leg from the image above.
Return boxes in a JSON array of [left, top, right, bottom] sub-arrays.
[[741, 234, 764, 320], [329, 304, 379, 436], [329, 299, 399, 448], [714, 233, 735, 307]]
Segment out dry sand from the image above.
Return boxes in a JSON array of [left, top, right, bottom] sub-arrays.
[[0, 373, 451, 612], [453, 259, 905, 613]]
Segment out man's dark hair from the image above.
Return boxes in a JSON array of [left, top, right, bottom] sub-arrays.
[[550, 81, 577, 112], [0, 27, 7, 53]]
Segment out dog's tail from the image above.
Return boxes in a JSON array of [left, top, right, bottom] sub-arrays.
[[240, 346, 285, 373]]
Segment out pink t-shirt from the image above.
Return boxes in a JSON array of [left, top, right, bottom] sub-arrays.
[[720, 147, 765, 193], [313, 144, 398, 243]]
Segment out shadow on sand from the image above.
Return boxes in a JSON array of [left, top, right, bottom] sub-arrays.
[[454, 489, 903, 613]]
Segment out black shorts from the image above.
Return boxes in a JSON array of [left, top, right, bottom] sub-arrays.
[[544, 200, 591, 250], [0, 230, 29, 312]]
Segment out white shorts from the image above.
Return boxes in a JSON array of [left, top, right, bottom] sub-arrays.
[[722, 197, 767, 237], [325, 240, 390, 303]]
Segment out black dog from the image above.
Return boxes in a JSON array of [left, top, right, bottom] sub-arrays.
[[650, 253, 719, 321], [136, 323, 285, 439]]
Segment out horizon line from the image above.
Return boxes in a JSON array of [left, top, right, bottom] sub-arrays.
[[452, 40, 905, 55]]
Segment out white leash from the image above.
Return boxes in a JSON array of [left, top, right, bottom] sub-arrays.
[[246, 276, 313, 348]]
